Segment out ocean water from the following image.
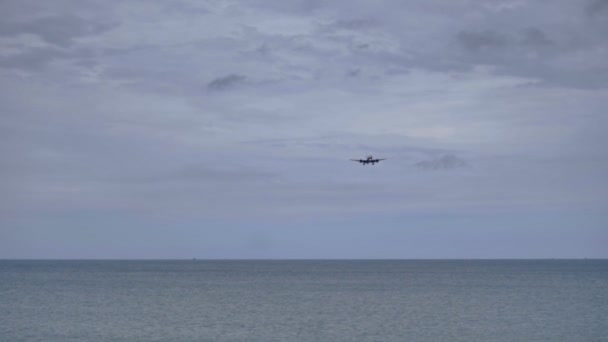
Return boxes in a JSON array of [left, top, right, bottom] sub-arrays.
[[1, 260, 607, 341]]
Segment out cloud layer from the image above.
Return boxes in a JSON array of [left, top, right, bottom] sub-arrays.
[[1, 0, 607, 258]]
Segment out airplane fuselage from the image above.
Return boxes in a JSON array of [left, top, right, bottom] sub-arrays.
[[351, 155, 386, 165]]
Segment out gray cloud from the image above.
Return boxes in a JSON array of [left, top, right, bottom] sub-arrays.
[[415, 154, 468, 171], [0, 13, 114, 73], [519, 27, 553, 46], [1, 0, 607, 258], [587, 0, 608, 14], [248, 0, 325, 15], [457, 30, 507, 51], [173, 164, 276, 183], [106, 164, 277, 185], [0, 45, 101, 72], [0, 48, 65, 70], [346, 68, 361, 77], [0, 14, 115, 47], [207, 74, 247, 91], [325, 18, 377, 31]]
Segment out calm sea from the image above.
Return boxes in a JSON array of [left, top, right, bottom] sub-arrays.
[[1, 260, 607, 341]]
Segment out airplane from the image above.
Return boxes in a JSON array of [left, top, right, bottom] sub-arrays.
[[350, 155, 386, 165]]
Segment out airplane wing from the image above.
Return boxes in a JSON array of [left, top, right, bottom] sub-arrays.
[[373, 158, 386, 162], [350, 159, 363, 162]]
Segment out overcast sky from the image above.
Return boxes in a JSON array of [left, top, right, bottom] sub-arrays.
[[1, 0, 607, 259]]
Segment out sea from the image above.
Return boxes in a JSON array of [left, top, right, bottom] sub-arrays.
[[1, 260, 607, 341]]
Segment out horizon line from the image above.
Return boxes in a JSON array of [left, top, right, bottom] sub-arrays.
[[1, 258, 606, 261]]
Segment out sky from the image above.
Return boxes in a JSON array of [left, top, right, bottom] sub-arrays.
[[1, 0, 607, 259]]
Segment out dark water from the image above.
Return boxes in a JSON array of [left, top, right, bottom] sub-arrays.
[[1, 260, 607, 341]]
